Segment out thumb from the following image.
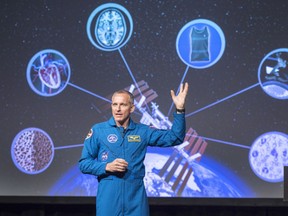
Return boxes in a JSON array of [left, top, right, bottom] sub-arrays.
[[170, 89, 176, 99]]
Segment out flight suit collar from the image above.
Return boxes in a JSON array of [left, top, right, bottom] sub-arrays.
[[108, 117, 136, 130]]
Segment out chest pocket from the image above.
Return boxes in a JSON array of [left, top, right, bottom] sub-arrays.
[[126, 135, 147, 159]]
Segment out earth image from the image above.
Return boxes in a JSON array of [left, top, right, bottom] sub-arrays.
[[49, 148, 248, 197]]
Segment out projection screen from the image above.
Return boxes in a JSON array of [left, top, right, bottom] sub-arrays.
[[0, 0, 288, 204]]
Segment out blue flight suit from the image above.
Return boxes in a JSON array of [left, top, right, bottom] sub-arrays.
[[79, 112, 186, 216]]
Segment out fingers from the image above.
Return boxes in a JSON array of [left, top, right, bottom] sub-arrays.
[[173, 82, 189, 95], [170, 82, 189, 110], [106, 158, 129, 173], [114, 158, 128, 172], [180, 82, 189, 94], [170, 89, 176, 99], [171, 82, 188, 98], [116, 158, 128, 167], [178, 83, 183, 93]]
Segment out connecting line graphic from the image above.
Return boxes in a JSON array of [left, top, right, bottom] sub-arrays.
[[65, 65, 259, 153], [185, 82, 260, 117], [167, 65, 190, 116], [197, 136, 250, 149], [53, 134, 250, 151], [67, 82, 111, 103], [54, 144, 84, 150], [118, 48, 151, 112]]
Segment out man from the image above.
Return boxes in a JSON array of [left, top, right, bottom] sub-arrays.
[[79, 83, 189, 216]]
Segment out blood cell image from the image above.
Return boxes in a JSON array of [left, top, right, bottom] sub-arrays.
[[11, 128, 54, 174], [249, 131, 288, 182]]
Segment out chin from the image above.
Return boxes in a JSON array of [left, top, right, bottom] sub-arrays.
[[114, 118, 124, 123]]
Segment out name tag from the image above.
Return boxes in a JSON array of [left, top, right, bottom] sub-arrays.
[[128, 135, 141, 142]]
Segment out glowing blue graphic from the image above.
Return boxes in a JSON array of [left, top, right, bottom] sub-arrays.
[[48, 165, 98, 196], [249, 131, 288, 182], [258, 48, 288, 100], [17, 3, 284, 198], [190, 26, 210, 61], [11, 127, 54, 175], [26, 49, 71, 97], [87, 3, 133, 51], [176, 19, 225, 69], [49, 150, 250, 197], [96, 8, 126, 48], [47, 81, 255, 197], [145, 152, 244, 197]]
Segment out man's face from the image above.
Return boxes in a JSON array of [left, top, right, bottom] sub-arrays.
[[111, 93, 135, 127]]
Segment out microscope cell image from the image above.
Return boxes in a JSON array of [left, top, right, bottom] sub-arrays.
[[11, 128, 54, 174]]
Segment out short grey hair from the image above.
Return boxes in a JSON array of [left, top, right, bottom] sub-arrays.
[[112, 90, 134, 105]]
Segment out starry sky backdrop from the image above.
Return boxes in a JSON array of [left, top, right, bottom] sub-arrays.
[[0, 0, 287, 199]]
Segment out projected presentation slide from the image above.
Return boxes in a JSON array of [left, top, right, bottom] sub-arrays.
[[0, 0, 287, 199]]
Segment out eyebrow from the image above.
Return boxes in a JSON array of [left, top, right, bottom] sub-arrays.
[[112, 102, 129, 105]]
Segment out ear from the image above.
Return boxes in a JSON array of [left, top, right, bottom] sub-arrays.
[[130, 104, 135, 113]]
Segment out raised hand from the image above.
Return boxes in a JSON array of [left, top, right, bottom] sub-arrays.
[[170, 82, 189, 110]]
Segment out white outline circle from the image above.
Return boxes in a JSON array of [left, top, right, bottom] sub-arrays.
[[11, 127, 55, 175], [86, 3, 133, 51], [26, 49, 71, 97], [176, 19, 225, 69]]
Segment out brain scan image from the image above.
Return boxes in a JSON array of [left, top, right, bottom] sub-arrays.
[[96, 8, 126, 48], [87, 3, 133, 51]]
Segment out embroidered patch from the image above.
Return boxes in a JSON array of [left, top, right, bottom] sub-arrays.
[[101, 152, 108, 161], [107, 134, 118, 143], [85, 129, 93, 139], [128, 135, 141, 142]]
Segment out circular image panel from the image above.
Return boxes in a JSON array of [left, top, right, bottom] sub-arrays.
[[258, 48, 288, 100], [11, 127, 55, 174], [87, 3, 133, 51], [26, 49, 71, 97], [249, 131, 288, 182], [176, 19, 225, 69]]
